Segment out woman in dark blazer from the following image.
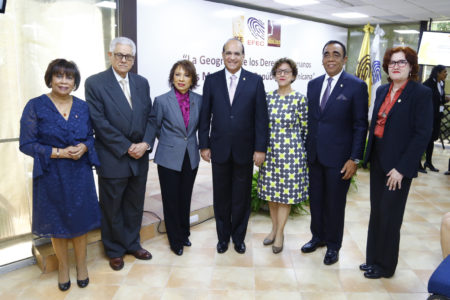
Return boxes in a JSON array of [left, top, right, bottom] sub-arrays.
[[149, 60, 202, 256], [360, 47, 433, 279], [422, 65, 447, 172]]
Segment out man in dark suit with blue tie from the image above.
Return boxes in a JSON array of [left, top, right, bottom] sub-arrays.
[[301, 40, 368, 265], [85, 37, 153, 271], [199, 38, 268, 254]]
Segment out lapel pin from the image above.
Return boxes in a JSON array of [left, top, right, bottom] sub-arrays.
[[75, 114, 78, 119], [398, 99, 402, 103], [243, 77, 246, 81], [340, 84, 343, 87]]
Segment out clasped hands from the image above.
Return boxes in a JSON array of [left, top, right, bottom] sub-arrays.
[[128, 142, 149, 159], [58, 143, 87, 160], [200, 148, 266, 167]]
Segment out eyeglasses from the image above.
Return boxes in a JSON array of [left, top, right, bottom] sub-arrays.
[[276, 69, 292, 75], [388, 60, 408, 68], [114, 53, 135, 61]]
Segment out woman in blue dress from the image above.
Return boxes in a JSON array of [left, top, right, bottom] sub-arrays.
[[19, 59, 101, 291]]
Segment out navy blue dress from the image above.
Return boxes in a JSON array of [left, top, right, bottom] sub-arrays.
[[19, 94, 101, 238]]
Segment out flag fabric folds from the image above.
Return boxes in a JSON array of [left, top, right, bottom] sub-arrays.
[[356, 23, 374, 109], [368, 24, 385, 119]]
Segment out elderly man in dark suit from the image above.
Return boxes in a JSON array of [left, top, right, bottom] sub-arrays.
[[301, 40, 368, 265], [85, 37, 153, 271], [199, 38, 268, 254]]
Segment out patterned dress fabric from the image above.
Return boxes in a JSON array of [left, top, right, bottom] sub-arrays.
[[19, 94, 101, 238], [257, 90, 309, 204]]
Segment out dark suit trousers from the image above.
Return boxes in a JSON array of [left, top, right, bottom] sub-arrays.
[[98, 174, 147, 258], [212, 158, 253, 244], [366, 144, 411, 276], [309, 159, 350, 251], [157, 151, 198, 250]]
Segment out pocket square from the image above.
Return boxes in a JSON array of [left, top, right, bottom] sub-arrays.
[[336, 94, 349, 101]]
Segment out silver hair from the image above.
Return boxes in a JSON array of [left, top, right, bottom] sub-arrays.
[[109, 37, 136, 55]]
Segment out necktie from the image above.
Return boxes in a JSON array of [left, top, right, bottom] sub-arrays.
[[320, 77, 333, 111], [120, 79, 132, 108], [229, 75, 237, 104]]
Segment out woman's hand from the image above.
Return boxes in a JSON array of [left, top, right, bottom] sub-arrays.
[[66, 143, 87, 160], [386, 168, 403, 191]]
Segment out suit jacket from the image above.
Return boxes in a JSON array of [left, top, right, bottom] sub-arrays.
[[198, 68, 268, 164], [149, 88, 202, 171], [85, 67, 152, 178], [423, 77, 445, 140], [363, 81, 433, 179], [306, 71, 368, 168]]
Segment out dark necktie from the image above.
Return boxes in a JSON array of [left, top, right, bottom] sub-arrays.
[[320, 77, 333, 111]]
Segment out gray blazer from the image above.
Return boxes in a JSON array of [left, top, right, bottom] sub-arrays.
[[149, 88, 202, 171], [85, 67, 152, 178]]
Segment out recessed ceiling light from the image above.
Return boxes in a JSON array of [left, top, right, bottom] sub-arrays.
[[332, 12, 368, 18], [394, 29, 419, 34], [96, 1, 116, 9], [274, 0, 319, 6]]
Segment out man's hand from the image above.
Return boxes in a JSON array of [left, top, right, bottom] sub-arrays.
[[253, 151, 265, 167], [340, 159, 357, 180], [386, 168, 403, 191], [201, 148, 211, 163], [128, 142, 149, 159]]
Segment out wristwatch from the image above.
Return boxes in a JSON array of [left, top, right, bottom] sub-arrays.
[[351, 158, 360, 164]]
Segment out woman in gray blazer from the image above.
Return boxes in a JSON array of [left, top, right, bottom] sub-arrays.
[[149, 60, 202, 255]]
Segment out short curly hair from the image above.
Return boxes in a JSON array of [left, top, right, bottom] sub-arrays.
[[168, 59, 199, 90], [271, 58, 298, 83], [44, 59, 81, 90], [382, 47, 419, 82]]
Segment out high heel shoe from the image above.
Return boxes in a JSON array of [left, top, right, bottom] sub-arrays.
[[77, 277, 89, 288], [424, 162, 439, 172], [58, 280, 71, 291], [272, 236, 284, 254]]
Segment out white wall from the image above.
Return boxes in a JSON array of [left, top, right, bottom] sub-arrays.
[[137, 0, 347, 98]]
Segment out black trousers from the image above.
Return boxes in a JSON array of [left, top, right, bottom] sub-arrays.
[[425, 139, 435, 164], [211, 158, 253, 244], [308, 159, 351, 251], [98, 174, 147, 258], [366, 145, 412, 276], [157, 151, 198, 250]]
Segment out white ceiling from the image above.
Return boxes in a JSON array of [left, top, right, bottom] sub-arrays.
[[220, 0, 450, 26]]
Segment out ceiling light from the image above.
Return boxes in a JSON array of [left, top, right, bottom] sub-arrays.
[[274, 0, 319, 6], [96, 1, 116, 9], [394, 29, 419, 34], [332, 12, 368, 19]]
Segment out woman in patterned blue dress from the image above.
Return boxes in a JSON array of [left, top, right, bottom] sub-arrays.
[[257, 58, 309, 254], [19, 59, 101, 291]]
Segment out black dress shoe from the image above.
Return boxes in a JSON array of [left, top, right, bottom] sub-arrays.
[[234, 242, 246, 254], [359, 263, 374, 271], [77, 277, 89, 288], [301, 239, 326, 253], [171, 247, 183, 256], [183, 240, 192, 247], [445, 170, 450, 175], [424, 162, 439, 172], [364, 268, 383, 279], [58, 280, 71, 291], [323, 249, 339, 265], [418, 165, 427, 173], [217, 242, 229, 254]]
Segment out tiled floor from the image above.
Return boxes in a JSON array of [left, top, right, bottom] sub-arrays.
[[0, 146, 449, 299]]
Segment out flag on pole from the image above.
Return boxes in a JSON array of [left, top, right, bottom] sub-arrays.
[[368, 24, 385, 120], [356, 23, 374, 108]]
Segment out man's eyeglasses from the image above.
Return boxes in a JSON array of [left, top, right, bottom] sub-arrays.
[[114, 53, 135, 61]]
